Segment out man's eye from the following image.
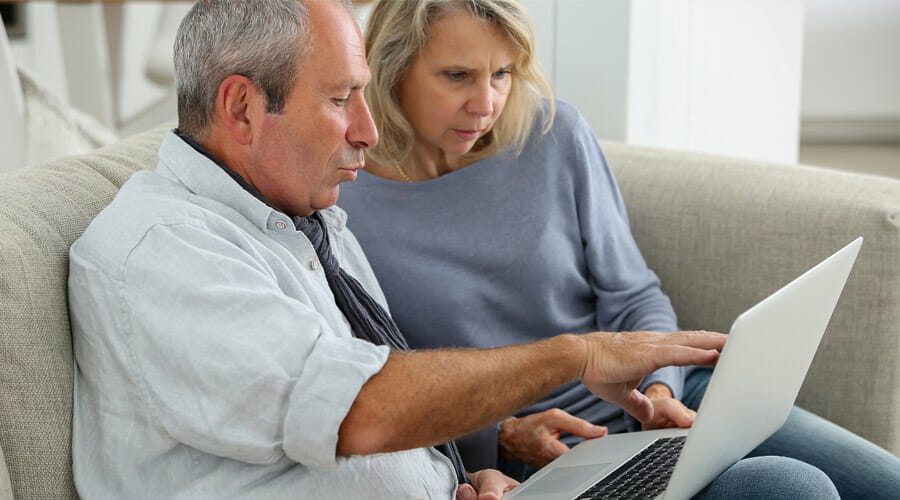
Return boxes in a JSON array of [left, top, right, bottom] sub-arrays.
[[333, 97, 349, 107]]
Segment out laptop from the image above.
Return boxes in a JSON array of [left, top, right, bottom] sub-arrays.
[[502, 237, 863, 500]]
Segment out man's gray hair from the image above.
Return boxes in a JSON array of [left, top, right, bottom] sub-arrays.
[[175, 0, 350, 140]]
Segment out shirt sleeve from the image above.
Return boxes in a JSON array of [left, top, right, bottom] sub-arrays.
[[121, 221, 388, 470], [567, 109, 685, 401]]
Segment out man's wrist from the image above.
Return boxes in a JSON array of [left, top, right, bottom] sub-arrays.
[[556, 333, 589, 381]]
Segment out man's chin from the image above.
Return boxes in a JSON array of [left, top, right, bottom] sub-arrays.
[[312, 189, 342, 212]]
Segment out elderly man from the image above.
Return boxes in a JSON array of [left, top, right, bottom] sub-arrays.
[[67, 1, 731, 498]]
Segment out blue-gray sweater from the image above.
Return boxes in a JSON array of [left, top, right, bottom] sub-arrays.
[[339, 100, 681, 471]]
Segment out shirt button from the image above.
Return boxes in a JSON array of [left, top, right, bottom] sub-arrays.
[[275, 220, 287, 230], [310, 259, 320, 271]]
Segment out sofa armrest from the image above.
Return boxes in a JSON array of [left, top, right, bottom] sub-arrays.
[[602, 140, 900, 457]]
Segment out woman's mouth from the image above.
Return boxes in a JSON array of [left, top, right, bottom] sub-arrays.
[[452, 129, 482, 141]]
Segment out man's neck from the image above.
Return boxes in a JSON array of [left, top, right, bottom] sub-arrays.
[[175, 130, 274, 210]]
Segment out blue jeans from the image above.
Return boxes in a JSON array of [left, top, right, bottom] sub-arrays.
[[694, 456, 837, 499], [684, 367, 900, 500]]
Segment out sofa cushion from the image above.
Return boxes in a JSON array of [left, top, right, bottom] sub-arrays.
[[0, 124, 169, 500]]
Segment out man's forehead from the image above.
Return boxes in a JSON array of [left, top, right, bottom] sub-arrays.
[[303, 3, 370, 90]]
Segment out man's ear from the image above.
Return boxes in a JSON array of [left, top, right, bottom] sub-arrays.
[[214, 75, 265, 146]]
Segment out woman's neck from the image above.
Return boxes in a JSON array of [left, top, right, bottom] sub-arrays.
[[400, 143, 473, 181], [365, 147, 475, 183]]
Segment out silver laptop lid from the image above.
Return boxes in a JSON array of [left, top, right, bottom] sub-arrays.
[[663, 237, 862, 499], [502, 238, 862, 500]]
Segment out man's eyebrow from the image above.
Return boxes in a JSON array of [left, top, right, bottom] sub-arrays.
[[323, 80, 366, 93]]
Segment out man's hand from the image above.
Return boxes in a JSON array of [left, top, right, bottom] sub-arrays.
[[641, 383, 696, 430], [578, 330, 724, 424], [498, 409, 608, 469], [456, 469, 519, 500]]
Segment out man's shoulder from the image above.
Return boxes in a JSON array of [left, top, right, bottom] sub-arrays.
[[71, 169, 200, 270]]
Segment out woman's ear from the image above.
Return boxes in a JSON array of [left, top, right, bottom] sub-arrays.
[[214, 75, 265, 146]]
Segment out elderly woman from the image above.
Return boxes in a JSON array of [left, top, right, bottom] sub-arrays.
[[339, 0, 900, 498]]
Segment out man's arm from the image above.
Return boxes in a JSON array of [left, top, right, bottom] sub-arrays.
[[338, 330, 724, 456]]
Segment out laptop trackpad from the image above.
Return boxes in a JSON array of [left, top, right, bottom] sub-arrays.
[[513, 463, 611, 497]]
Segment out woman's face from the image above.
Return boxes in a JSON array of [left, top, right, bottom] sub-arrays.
[[398, 11, 517, 169]]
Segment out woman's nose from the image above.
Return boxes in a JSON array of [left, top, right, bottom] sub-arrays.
[[466, 81, 494, 117]]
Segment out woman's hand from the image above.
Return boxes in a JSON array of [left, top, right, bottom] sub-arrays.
[[641, 383, 696, 431], [498, 409, 607, 469], [456, 469, 519, 500]]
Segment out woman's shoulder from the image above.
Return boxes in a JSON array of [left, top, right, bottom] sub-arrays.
[[525, 99, 595, 150], [532, 99, 593, 138], [550, 98, 581, 121]]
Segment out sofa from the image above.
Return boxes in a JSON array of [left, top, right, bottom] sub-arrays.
[[1, 124, 898, 499]]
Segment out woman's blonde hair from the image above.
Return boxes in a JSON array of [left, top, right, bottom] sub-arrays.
[[364, 0, 555, 168]]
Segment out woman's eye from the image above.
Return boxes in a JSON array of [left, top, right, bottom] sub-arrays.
[[333, 97, 349, 107], [445, 71, 467, 81], [493, 69, 511, 79]]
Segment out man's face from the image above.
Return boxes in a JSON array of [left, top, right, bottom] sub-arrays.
[[248, 0, 378, 217]]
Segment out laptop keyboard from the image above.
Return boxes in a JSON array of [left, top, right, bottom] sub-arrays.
[[574, 436, 686, 500]]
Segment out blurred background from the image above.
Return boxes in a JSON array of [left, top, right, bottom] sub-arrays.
[[1, 0, 897, 177]]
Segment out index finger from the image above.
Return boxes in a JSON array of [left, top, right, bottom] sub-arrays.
[[660, 331, 727, 352], [653, 344, 721, 368]]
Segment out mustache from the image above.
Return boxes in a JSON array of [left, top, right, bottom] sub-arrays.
[[341, 150, 365, 168]]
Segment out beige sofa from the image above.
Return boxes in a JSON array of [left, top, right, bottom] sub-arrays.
[[1, 125, 898, 499]]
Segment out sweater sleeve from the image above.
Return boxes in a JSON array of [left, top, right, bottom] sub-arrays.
[[565, 106, 685, 402]]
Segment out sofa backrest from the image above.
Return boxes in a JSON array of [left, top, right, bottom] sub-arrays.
[[0, 124, 169, 500], [604, 140, 900, 456]]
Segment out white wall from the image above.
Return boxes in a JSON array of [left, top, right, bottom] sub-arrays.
[[802, 0, 900, 119], [801, 0, 900, 142], [522, 0, 805, 164]]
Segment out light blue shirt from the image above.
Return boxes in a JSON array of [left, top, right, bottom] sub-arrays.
[[68, 131, 457, 499]]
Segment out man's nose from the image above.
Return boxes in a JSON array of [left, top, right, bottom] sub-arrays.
[[348, 98, 379, 149]]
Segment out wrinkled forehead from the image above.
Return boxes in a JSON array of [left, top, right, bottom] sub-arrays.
[[302, 0, 370, 84]]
